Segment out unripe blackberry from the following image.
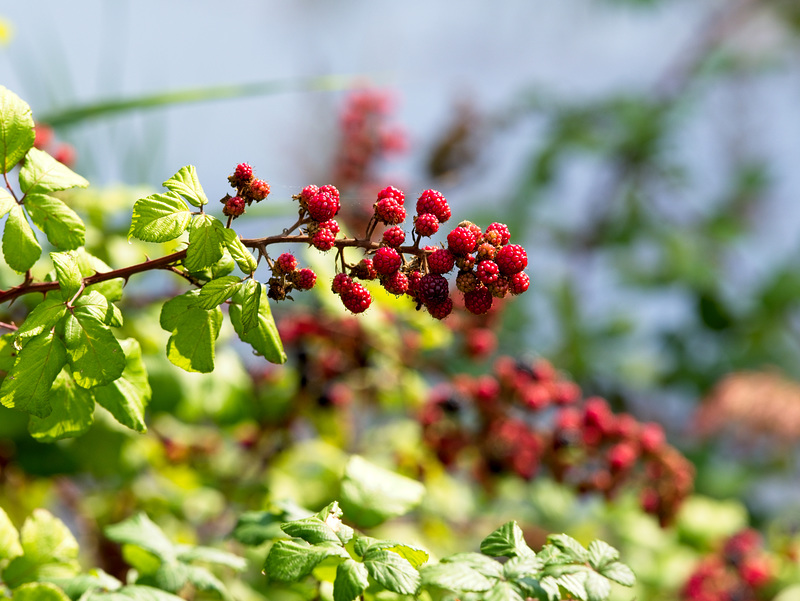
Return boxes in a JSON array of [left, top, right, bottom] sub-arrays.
[[476, 242, 497, 262], [488, 276, 509, 298], [374, 197, 406, 224], [274, 252, 298, 276], [382, 226, 406, 247], [476, 260, 500, 285], [373, 246, 402, 275], [416, 189, 451, 223], [298, 185, 319, 208], [332, 272, 354, 294], [456, 253, 476, 271], [447, 226, 478, 256], [350, 258, 377, 280], [458, 220, 483, 241], [427, 248, 455, 275], [307, 191, 340, 222], [406, 270, 424, 302], [377, 185, 405, 204], [248, 178, 270, 201], [319, 219, 340, 234], [419, 273, 449, 303], [464, 287, 493, 315], [311, 228, 336, 251], [509, 272, 530, 295], [426, 296, 453, 320], [222, 196, 246, 217], [340, 282, 372, 313], [318, 184, 340, 202], [292, 268, 317, 290], [483, 230, 503, 248], [495, 244, 528, 275], [486, 222, 511, 245], [414, 213, 440, 237], [382, 270, 409, 295], [229, 163, 253, 187], [456, 270, 479, 294]]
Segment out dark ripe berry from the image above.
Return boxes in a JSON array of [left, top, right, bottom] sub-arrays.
[[292, 268, 317, 290], [377, 185, 405, 204], [222, 195, 246, 217], [426, 295, 453, 320], [414, 213, 440, 237], [319, 184, 340, 202], [488, 276, 509, 298], [340, 282, 372, 313], [464, 287, 493, 315], [607, 441, 638, 472], [373, 246, 402, 275], [229, 163, 254, 187], [311, 227, 336, 251], [248, 178, 270, 201], [382, 226, 406, 247], [374, 197, 406, 224], [496, 244, 528, 275], [319, 219, 340, 234], [428, 248, 455, 275], [382, 270, 409, 295], [476, 260, 500, 285], [509, 272, 530, 295], [447, 226, 478, 256], [307, 191, 340, 222], [350, 258, 378, 280], [419, 273, 449, 303], [476, 242, 497, 262], [274, 252, 298, 275], [416, 189, 451, 222], [486, 222, 511, 245], [299, 185, 319, 207], [456, 270, 479, 293], [332, 272, 354, 294]]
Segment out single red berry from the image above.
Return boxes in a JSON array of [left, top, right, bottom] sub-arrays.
[[332, 273, 354, 294], [465, 327, 497, 358], [248, 178, 270, 201], [496, 244, 528, 275], [476, 260, 500, 285], [374, 197, 406, 224], [382, 270, 409, 295], [456, 270, 479, 293], [459, 220, 483, 241], [509, 272, 530, 295], [414, 213, 440, 237], [373, 246, 402, 275], [739, 556, 772, 588], [307, 191, 340, 222], [377, 186, 405, 204], [556, 407, 582, 431], [416, 189, 451, 222], [229, 163, 254, 187], [426, 296, 453, 320], [340, 282, 372, 313], [292, 268, 317, 290], [464, 287, 493, 315], [486, 222, 511, 245], [350, 258, 378, 280], [319, 219, 340, 234], [488, 276, 509, 298], [406, 270, 424, 302], [53, 144, 76, 167], [299, 185, 319, 208], [447, 226, 478, 256], [222, 196, 246, 217], [274, 252, 298, 275], [419, 273, 449, 303], [33, 124, 53, 149], [428, 248, 455, 275], [640, 423, 666, 454], [382, 226, 406, 247], [607, 441, 638, 472], [311, 228, 336, 251], [319, 184, 340, 202]]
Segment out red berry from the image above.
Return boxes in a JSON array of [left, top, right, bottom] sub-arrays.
[[299, 185, 319, 207], [248, 178, 270, 201], [476, 242, 497, 262], [274, 252, 297, 275], [447, 226, 478, 256], [640, 423, 666, 454], [319, 184, 340, 202], [350, 258, 378, 280], [307, 191, 340, 222], [428, 248, 455, 275], [406, 270, 424, 302], [53, 144, 76, 167], [373, 246, 402, 275], [311, 228, 336, 251], [33, 124, 53, 149], [381, 270, 409, 295], [374, 197, 406, 224], [229, 163, 254, 187], [292, 268, 317, 290], [496, 244, 528, 275], [426, 296, 453, 320], [476, 260, 500, 285], [486, 222, 511, 245], [465, 328, 497, 358], [509, 272, 530, 295], [607, 442, 638, 472], [464, 287, 493, 315], [414, 213, 440, 237], [332, 273, 354, 294], [416, 189, 451, 223], [377, 186, 405, 204], [340, 282, 372, 313], [222, 196, 246, 217], [382, 226, 406, 247], [319, 219, 340, 234], [419, 274, 449, 303]]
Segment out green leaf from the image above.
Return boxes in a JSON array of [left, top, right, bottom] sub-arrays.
[[0, 506, 22, 561], [362, 548, 420, 595], [191, 276, 241, 309], [584, 571, 611, 601], [281, 517, 342, 545], [105, 514, 175, 562], [162, 165, 207, 208], [73, 249, 123, 301], [62, 313, 125, 388], [586, 540, 619, 571], [184, 214, 225, 272], [18, 148, 89, 194], [2, 509, 80, 587], [547, 534, 589, 563], [333, 559, 369, 601], [221, 228, 257, 274], [183, 565, 227, 597], [141, 562, 189, 593], [598, 562, 635, 587], [160, 292, 223, 373], [48, 569, 122, 599], [420, 562, 495, 593], [3, 204, 41, 273], [51, 251, 82, 300], [11, 582, 71, 601], [483, 581, 526, 601], [27, 370, 95, 441], [122, 545, 161, 575], [174, 545, 246, 571], [92, 338, 150, 433], [25, 194, 85, 250], [0, 331, 66, 418], [229, 284, 286, 364], [381, 544, 429, 569], [0, 86, 35, 174], [339, 455, 425, 528], [440, 553, 504, 579], [14, 298, 66, 342], [556, 572, 588, 601], [264, 540, 346, 582], [128, 193, 191, 243], [84, 585, 185, 601], [481, 522, 535, 559], [314, 502, 354, 545], [0, 188, 16, 218], [74, 290, 123, 327], [230, 511, 285, 546], [239, 278, 262, 334]]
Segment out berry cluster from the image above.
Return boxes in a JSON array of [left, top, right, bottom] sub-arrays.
[[32, 123, 76, 167], [266, 253, 317, 301], [294, 184, 343, 251], [221, 163, 271, 219], [682, 529, 774, 601], [419, 356, 694, 525]]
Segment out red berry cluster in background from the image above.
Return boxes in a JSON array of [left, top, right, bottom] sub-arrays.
[[419, 356, 695, 525], [681, 529, 775, 601], [32, 123, 76, 167], [221, 162, 271, 219]]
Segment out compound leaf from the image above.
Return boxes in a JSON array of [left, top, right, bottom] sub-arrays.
[[162, 165, 207, 208], [93, 338, 150, 433], [3, 204, 41, 272], [420, 562, 495, 593], [128, 193, 191, 243], [19, 147, 88, 194], [0, 331, 66, 418], [547, 534, 589, 563], [264, 540, 346, 583], [27, 370, 95, 441], [62, 312, 125, 388], [599, 562, 635, 587], [25, 193, 85, 250], [587, 540, 619, 571], [0, 85, 35, 174]]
